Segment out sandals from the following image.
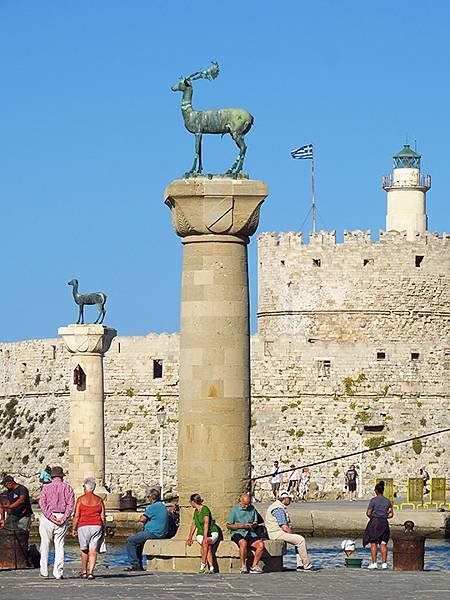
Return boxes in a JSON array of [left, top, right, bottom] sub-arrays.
[[79, 572, 87, 579], [87, 573, 95, 580]]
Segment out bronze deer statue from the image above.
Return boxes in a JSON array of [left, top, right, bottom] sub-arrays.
[[68, 279, 107, 324], [171, 62, 254, 175]]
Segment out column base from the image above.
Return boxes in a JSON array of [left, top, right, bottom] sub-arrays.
[[143, 539, 285, 573]]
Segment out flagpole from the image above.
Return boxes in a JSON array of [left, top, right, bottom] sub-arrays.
[[311, 156, 316, 233]]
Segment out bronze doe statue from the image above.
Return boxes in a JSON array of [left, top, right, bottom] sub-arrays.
[[68, 279, 107, 324], [171, 62, 254, 176]]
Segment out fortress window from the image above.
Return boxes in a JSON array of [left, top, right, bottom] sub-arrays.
[[415, 255, 424, 267], [363, 259, 374, 266], [153, 359, 163, 379], [51, 345, 56, 359], [280, 260, 285, 266], [117, 343, 121, 353], [376, 352, 386, 360], [317, 359, 331, 378], [411, 352, 420, 360], [313, 258, 321, 267]]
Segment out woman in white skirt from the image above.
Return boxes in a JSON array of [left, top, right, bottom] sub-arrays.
[[71, 477, 105, 580]]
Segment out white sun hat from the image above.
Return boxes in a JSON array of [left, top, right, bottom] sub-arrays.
[[341, 539, 356, 551]]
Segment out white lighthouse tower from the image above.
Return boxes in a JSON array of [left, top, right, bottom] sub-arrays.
[[382, 144, 431, 240]]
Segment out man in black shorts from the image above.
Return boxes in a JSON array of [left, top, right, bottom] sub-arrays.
[[345, 465, 358, 502], [227, 493, 265, 573]]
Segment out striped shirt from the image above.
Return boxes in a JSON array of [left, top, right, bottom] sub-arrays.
[[39, 479, 75, 522]]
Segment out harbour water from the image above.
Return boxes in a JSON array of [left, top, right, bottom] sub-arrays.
[[55, 537, 450, 571]]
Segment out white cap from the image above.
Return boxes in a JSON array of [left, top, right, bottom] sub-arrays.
[[279, 491, 293, 500], [341, 539, 356, 551]]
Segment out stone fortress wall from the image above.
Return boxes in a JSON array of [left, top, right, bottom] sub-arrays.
[[0, 229, 449, 500], [253, 229, 450, 497]]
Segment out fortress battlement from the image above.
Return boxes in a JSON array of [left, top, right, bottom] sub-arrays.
[[258, 229, 450, 252]]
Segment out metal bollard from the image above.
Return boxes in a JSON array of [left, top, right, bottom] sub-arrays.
[[392, 521, 425, 571]]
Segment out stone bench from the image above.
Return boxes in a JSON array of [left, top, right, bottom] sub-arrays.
[[143, 538, 285, 573]]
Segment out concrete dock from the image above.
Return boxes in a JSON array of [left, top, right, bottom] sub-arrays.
[[1, 566, 449, 600]]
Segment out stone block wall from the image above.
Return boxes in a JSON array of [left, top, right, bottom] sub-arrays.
[[0, 334, 180, 499], [0, 229, 449, 500]]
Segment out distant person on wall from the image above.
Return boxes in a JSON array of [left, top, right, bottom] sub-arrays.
[[298, 468, 311, 502], [124, 488, 168, 571], [345, 464, 358, 501], [287, 464, 300, 499], [71, 477, 106, 580], [39, 466, 75, 579], [271, 461, 281, 498], [227, 493, 265, 574], [0, 475, 33, 530], [419, 468, 430, 495], [39, 465, 52, 488], [265, 491, 312, 571], [186, 493, 219, 573], [363, 482, 394, 569]]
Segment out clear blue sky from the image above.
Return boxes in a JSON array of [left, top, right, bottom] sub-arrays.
[[1, 1, 449, 342]]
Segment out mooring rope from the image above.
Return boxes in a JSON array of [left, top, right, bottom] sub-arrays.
[[252, 427, 450, 480]]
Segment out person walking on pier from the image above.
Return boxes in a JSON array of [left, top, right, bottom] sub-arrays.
[[71, 477, 106, 580], [186, 493, 219, 573], [227, 493, 265, 574], [271, 461, 281, 498], [287, 465, 300, 499], [38, 466, 75, 579], [363, 482, 394, 569], [298, 468, 311, 502], [345, 464, 358, 501], [265, 491, 312, 571]]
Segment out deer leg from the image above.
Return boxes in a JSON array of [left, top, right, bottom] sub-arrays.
[[79, 305, 84, 325], [234, 134, 247, 174], [189, 134, 202, 173], [95, 303, 105, 324], [227, 133, 247, 174], [198, 135, 203, 173]]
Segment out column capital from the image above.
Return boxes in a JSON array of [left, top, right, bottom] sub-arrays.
[[164, 178, 268, 240], [58, 324, 117, 355]]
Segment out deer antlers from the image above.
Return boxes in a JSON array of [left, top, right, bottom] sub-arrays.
[[187, 61, 220, 82]]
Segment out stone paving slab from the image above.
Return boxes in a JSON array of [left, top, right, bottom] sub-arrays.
[[1, 567, 449, 600]]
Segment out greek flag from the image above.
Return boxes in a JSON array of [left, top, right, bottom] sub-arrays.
[[291, 144, 313, 160]]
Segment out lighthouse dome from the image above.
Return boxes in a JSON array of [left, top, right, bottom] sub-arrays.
[[393, 144, 421, 169]]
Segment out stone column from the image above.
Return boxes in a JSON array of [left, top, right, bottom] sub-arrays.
[[165, 178, 268, 528], [58, 324, 116, 494]]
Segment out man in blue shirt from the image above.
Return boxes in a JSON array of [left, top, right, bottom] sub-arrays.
[[125, 489, 168, 571], [227, 492, 265, 574]]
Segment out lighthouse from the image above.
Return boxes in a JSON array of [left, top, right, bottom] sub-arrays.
[[382, 144, 431, 240]]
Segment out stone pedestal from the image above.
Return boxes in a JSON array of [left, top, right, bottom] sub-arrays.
[[144, 178, 273, 573], [58, 324, 116, 494]]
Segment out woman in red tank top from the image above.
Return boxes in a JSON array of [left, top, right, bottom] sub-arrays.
[[71, 477, 106, 579]]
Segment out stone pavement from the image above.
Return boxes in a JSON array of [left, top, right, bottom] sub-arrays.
[[1, 567, 449, 600]]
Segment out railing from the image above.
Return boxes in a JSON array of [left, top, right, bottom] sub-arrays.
[[382, 174, 431, 190]]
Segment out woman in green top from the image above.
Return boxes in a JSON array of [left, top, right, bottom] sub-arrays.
[[186, 493, 219, 573]]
